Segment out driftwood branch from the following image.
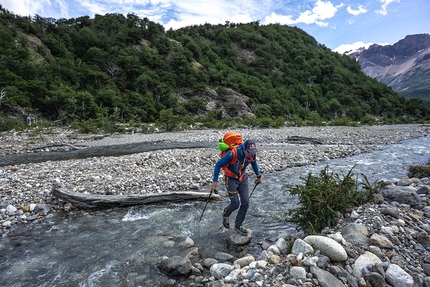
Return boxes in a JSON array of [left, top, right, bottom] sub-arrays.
[[285, 136, 323, 144], [33, 143, 83, 151], [51, 186, 221, 208]]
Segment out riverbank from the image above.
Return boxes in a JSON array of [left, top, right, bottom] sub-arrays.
[[0, 124, 429, 229]]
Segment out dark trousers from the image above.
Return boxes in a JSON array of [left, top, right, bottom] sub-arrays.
[[223, 174, 249, 227]]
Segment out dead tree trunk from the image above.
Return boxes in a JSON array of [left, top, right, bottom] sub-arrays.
[[51, 187, 221, 209], [33, 143, 83, 151], [285, 136, 323, 144]]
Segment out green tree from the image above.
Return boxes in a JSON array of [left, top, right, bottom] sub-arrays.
[[157, 108, 180, 131]]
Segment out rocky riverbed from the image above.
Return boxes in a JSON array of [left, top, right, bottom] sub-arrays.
[[1, 124, 430, 287]]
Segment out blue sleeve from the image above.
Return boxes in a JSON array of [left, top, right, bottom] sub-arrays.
[[251, 152, 260, 175], [212, 150, 233, 182]]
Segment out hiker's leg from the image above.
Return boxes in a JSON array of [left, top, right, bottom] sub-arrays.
[[223, 177, 240, 216], [235, 175, 249, 227]]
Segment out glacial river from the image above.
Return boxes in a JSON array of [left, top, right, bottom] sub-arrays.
[[1, 135, 430, 286]]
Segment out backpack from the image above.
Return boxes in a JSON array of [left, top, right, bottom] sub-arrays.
[[218, 132, 254, 180], [218, 132, 243, 160]]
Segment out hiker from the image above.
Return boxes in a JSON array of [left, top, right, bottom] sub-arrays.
[[210, 137, 263, 235]]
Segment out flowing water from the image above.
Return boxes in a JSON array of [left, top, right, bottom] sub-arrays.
[[1, 136, 430, 286]]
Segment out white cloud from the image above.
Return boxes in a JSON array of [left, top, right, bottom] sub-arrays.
[[376, 0, 399, 16], [1, 0, 51, 16], [79, 1, 108, 16], [347, 5, 367, 16], [264, 12, 294, 25], [264, 0, 343, 27], [333, 41, 390, 54], [2, 0, 70, 19], [333, 42, 371, 54], [158, 0, 261, 29]]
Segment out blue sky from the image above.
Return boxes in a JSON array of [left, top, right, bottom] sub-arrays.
[[2, 0, 429, 53]]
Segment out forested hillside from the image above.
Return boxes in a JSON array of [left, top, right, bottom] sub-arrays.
[[0, 6, 429, 132]]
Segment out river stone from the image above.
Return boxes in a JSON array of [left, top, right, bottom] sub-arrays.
[[202, 258, 218, 268], [363, 272, 386, 287], [268, 254, 281, 264], [275, 237, 288, 254], [397, 178, 412, 186], [34, 204, 50, 214], [158, 255, 193, 277], [290, 266, 306, 281], [178, 246, 199, 261], [326, 232, 344, 243], [339, 266, 359, 287], [416, 185, 430, 194], [303, 256, 319, 267], [373, 193, 385, 204], [0, 200, 15, 208], [341, 223, 369, 247], [248, 260, 267, 269], [267, 244, 281, 255], [233, 255, 255, 268], [291, 238, 314, 255], [228, 229, 252, 245], [6, 205, 17, 215], [370, 233, 394, 249], [379, 186, 422, 209], [210, 263, 234, 279], [224, 268, 243, 283], [368, 245, 385, 258], [179, 237, 194, 248], [381, 207, 401, 219], [352, 251, 382, 278], [424, 206, 430, 218], [422, 263, 430, 276], [310, 266, 346, 287], [416, 235, 430, 249], [29, 203, 36, 211], [386, 264, 414, 287], [304, 235, 347, 261], [215, 251, 234, 261]]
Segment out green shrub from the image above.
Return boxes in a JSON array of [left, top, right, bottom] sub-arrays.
[[71, 120, 98, 133], [0, 117, 26, 131], [306, 111, 323, 126], [359, 114, 377, 125], [408, 160, 430, 178], [156, 108, 180, 131], [328, 116, 351, 126], [284, 165, 381, 234], [255, 116, 285, 128]]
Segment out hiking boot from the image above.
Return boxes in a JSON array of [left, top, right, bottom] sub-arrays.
[[222, 215, 230, 229], [235, 225, 248, 236]]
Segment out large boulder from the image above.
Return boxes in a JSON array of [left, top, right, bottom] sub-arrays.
[[379, 186, 422, 208], [304, 235, 347, 261], [158, 256, 193, 277]]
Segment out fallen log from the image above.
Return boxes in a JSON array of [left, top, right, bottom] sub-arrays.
[[285, 136, 323, 144], [51, 186, 221, 208], [33, 143, 84, 151]]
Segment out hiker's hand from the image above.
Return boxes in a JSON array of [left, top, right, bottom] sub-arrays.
[[256, 175, 262, 184], [210, 182, 218, 191]]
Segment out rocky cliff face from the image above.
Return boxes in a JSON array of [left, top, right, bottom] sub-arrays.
[[348, 34, 430, 103]]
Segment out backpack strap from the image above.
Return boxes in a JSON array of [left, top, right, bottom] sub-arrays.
[[222, 148, 251, 181]]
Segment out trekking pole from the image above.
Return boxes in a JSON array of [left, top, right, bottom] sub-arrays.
[[249, 181, 260, 199], [199, 189, 217, 222]]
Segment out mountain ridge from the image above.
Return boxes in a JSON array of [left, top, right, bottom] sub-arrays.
[[348, 34, 430, 105]]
